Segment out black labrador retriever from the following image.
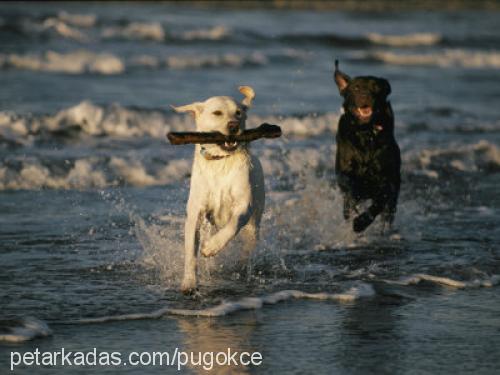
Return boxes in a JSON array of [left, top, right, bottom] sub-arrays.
[[334, 60, 401, 233]]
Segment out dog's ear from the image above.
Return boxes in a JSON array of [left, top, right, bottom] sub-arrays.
[[378, 78, 391, 98], [334, 60, 351, 96], [238, 86, 255, 108], [170, 102, 204, 118]]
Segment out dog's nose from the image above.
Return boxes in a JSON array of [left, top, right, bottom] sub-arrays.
[[227, 121, 240, 134]]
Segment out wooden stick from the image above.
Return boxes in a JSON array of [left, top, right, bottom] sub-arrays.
[[167, 123, 282, 145]]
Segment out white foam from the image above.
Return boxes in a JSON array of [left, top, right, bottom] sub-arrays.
[[76, 307, 171, 324], [0, 156, 191, 190], [101, 23, 230, 43], [41, 18, 90, 42], [6, 15, 93, 42], [0, 102, 338, 143], [0, 49, 305, 74], [109, 157, 157, 187], [0, 50, 124, 75], [404, 140, 500, 175], [75, 284, 374, 322], [384, 273, 500, 288], [102, 22, 165, 41], [57, 11, 97, 28], [44, 101, 183, 137], [165, 52, 268, 69], [0, 318, 52, 343], [130, 54, 160, 68], [64, 267, 500, 325], [180, 25, 229, 41], [1, 102, 499, 191], [366, 32, 442, 46], [5, 46, 309, 74], [368, 49, 500, 69], [133, 213, 185, 286]]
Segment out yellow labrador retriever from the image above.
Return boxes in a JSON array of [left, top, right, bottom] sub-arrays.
[[172, 86, 265, 294]]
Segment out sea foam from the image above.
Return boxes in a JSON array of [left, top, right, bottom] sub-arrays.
[[366, 49, 500, 69], [366, 32, 442, 47], [75, 283, 375, 323], [74, 271, 499, 323], [0, 317, 52, 343]]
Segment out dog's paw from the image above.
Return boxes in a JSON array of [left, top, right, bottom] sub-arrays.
[[201, 238, 222, 257], [353, 212, 374, 233], [180, 279, 196, 295]]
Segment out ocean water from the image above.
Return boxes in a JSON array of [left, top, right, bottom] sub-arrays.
[[1, 2, 499, 374]]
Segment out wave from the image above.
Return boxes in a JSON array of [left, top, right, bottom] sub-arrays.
[[0, 18, 229, 44], [129, 51, 275, 69], [362, 49, 500, 69], [366, 32, 442, 47], [179, 25, 229, 41], [0, 145, 335, 191], [272, 31, 443, 48], [0, 156, 192, 191], [4, 101, 500, 145], [404, 140, 500, 177], [39, 18, 90, 42], [75, 283, 375, 323], [383, 273, 500, 288], [0, 48, 304, 75], [0, 101, 339, 190], [0, 50, 124, 75], [101, 23, 230, 43], [2, 140, 497, 191], [1, 141, 498, 191], [102, 22, 165, 41], [0, 101, 339, 144], [0, 317, 52, 343], [2, 101, 500, 190], [74, 272, 498, 323], [0, 12, 231, 45], [0, 11, 95, 43], [164, 51, 268, 69], [2, 10, 500, 51], [56, 11, 97, 28], [0, 13, 448, 48]]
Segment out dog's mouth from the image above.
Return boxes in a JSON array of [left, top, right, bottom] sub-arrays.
[[219, 141, 239, 152], [356, 106, 373, 120]]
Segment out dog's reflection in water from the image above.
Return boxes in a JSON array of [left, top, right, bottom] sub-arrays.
[[175, 316, 258, 374]]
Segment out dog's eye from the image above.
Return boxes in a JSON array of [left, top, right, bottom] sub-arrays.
[[235, 110, 242, 117], [212, 110, 223, 116]]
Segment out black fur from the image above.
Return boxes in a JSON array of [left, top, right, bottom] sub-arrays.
[[334, 60, 401, 232]]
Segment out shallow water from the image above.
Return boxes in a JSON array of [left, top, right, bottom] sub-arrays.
[[0, 2, 499, 374]]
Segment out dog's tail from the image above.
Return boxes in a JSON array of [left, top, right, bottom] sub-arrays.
[[333, 59, 340, 80]]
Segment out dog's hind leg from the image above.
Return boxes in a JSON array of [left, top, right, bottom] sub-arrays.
[[381, 187, 399, 232], [337, 174, 357, 220], [241, 222, 258, 254], [381, 201, 397, 226], [342, 193, 357, 220], [239, 221, 259, 280], [181, 210, 202, 294]]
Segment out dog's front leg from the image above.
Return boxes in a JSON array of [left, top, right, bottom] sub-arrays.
[[181, 206, 202, 294], [201, 204, 252, 257], [353, 196, 387, 233]]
